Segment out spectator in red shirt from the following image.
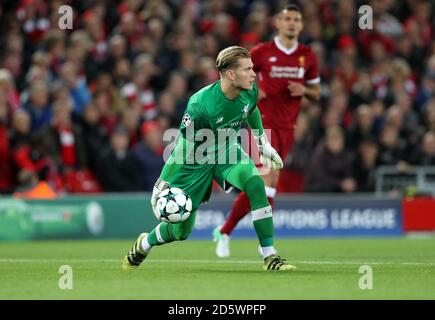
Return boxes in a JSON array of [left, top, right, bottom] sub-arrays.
[[0, 99, 13, 193], [37, 100, 87, 174], [10, 109, 48, 183]]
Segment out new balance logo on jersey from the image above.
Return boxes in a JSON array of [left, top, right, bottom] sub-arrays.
[[216, 117, 224, 124]]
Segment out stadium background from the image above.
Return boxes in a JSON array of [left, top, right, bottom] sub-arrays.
[[0, 0, 433, 193]]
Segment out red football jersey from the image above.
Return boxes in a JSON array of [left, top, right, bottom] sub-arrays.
[[250, 37, 320, 129]]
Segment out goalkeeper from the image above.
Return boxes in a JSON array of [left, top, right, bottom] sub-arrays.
[[123, 46, 296, 271]]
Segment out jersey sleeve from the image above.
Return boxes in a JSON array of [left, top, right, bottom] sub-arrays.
[[304, 49, 321, 85], [247, 106, 264, 136], [160, 134, 185, 181], [249, 82, 259, 114], [179, 101, 210, 140]]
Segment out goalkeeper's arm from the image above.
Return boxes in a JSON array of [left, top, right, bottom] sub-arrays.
[[247, 106, 283, 170], [152, 135, 188, 211], [159, 135, 186, 181], [247, 106, 264, 137]]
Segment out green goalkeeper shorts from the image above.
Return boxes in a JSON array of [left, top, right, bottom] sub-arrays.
[[166, 142, 256, 210]]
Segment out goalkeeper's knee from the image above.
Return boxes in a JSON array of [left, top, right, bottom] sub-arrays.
[[244, 176, 269, 210], [173, 225, 192, 241], [174, 232, 189, 241]]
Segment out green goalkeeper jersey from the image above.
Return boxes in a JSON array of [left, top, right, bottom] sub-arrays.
[[160, 80, 263, 206], [178, 80, 258, 161]]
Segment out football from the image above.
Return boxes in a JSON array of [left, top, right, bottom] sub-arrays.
[[154, 187, 192, 223]]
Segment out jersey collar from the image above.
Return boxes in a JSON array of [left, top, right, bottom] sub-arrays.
[[274, 36, 298, 55]]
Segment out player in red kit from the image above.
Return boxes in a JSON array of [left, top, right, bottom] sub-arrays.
[[213, 4, 321, 257]]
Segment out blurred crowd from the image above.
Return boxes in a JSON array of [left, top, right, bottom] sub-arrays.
[[0, 0, 434, 195]]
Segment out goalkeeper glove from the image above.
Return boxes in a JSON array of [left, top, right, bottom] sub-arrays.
[[151, 178, 169, 215], [254, 133, 283, 170]]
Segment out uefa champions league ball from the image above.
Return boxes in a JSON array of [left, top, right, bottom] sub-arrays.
[[155, 187, 192, 223]]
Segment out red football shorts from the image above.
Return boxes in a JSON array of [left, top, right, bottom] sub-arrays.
[[268, 126, 295, 160]]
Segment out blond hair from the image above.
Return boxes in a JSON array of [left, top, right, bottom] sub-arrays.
[[216, 46, 250, 73]]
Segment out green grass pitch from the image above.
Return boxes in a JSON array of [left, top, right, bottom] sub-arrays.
[[0, 237, 434, 299]]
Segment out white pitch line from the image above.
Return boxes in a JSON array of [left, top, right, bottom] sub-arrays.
[[0, 258, 435, 266]]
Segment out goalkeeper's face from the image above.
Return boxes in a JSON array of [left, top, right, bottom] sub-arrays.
[[231, 58, 256, 90]]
